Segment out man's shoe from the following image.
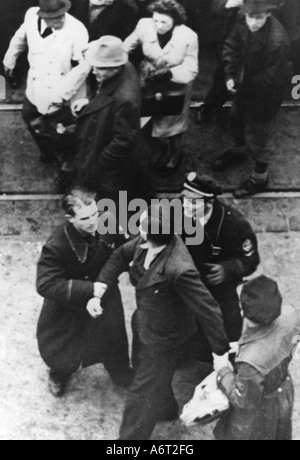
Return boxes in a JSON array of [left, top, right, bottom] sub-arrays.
[[233, 177, 269, 198], [111, 368, 134, 389], [48, 372, 68, 398], [211, 148, 248, 172]]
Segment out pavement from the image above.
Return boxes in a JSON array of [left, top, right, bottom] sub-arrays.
[[0, 232, 300, 441]]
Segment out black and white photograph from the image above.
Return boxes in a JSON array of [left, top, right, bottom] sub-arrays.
[[1, 0, 300, 443]]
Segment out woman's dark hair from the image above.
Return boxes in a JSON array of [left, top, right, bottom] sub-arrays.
[[148, 0, 187, 25]]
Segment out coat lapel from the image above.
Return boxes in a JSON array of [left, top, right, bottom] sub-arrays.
[[64, 223, 89, 264]]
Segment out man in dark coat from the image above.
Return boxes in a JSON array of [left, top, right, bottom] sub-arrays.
[[97, 203, 230, 440], [212, 0, 290, 198], [215, 276, 299, 440], [70, 0, 138, 41], [36, 188, 132, 397], [182, 173, 260, 356], [75, 36, 148, 203]]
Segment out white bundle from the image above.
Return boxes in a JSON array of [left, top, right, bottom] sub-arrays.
[[180, 371, 230, 428]]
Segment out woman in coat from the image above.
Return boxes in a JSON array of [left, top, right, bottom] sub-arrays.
[[124, 0, 199, 175]]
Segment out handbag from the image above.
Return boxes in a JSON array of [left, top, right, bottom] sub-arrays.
[[141, 80, 186, 117]]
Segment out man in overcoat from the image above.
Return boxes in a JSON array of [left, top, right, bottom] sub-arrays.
[[36, 188, 132, 397], [96, 203, 230, 440], [75, 36, 149, 203], [212, 0, 290, 198]]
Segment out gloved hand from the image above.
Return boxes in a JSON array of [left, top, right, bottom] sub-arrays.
[[213, 352, 232, 372], [148, 67, 172, 82], [94, 282, 107, 299], [71, 98, 89, 117], [205, 264, 226, 286]]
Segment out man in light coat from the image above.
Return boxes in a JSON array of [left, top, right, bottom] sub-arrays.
[[3, 0, 89, 165]]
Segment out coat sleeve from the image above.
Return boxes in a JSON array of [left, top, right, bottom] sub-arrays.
[[37, 244, 94, 310], [3, 17, 28, 70], [222, 23, 243, 82], [97, 237, 140, 285], [252, 42, 290, 91], [124, 20, 143, 53], [97, 100, 140, 168], [220, 220, 260, 283], [173, 265, 230, 355], [170, 34, 199, 85]]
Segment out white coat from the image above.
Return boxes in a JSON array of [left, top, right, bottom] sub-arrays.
[[3, 8, 89, 115], [124, 18, 199, 137]]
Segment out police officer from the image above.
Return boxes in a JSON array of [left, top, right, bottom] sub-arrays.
[[182, 172, 260, 353]]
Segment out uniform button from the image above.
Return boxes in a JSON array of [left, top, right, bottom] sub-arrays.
[[278, 388, 283, 393]]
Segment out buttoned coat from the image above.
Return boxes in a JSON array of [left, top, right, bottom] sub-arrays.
[[36, 221, 129, 375], [124, 18, 199, 137], [98, 235, 230, 354], [3, 8, 89, 114], [76, 62, 146, 197]]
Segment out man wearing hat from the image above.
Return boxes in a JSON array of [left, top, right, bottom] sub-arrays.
[[182, 172, 260, 355], [214, 275, 299, 440], [74, 36, 148, 203], [3, 0, 89, 164], [96, 202, 230, 440], [211, 0, 290, 198]]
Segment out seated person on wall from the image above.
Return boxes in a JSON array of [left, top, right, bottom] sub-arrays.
[[211, 0, 290, 198], [70, 0, 139, 42], [181, 173, 260, 359], [3, 0, 89, 178], [215, 276, 299, 441], [36, 188, 132, 397], [96, 203, 231, 440]]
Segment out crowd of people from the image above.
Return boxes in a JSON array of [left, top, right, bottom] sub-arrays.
[[2, 0, 300, 441]]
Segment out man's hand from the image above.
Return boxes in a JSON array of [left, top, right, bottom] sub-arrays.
[[4, 66, 19, 89], [87, 297, 103, 319], [205, 264, 226, 286], [213, 353, 232, 372], [94, 282, 107, 299], [71, 98, 89, 117], [226, 79, 237, 94], [4, 66, 14, 79]]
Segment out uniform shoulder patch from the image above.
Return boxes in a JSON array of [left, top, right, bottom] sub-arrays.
[[243, 239, 254, 254]]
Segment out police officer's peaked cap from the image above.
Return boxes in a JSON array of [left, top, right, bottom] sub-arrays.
[[241, 275, 282, 326], [183, 173, 223, 198]]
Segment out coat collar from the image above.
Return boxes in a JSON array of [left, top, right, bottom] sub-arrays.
[[79, 65, 127, 117], [146, 23, 184, 53], [64, 222, 89, 264], [135, 236, 179, 289]]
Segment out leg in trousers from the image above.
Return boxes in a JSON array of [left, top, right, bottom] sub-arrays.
[[120, 345, 179, 440], [245, 114, 277, 165]]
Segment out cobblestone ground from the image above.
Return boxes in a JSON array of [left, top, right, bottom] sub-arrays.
[[0, 233, 300, 441]]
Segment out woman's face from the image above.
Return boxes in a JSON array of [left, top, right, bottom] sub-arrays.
[[153, 12, 175, 35]]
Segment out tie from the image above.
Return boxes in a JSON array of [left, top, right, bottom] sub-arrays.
[[41, 27, 53, 39]]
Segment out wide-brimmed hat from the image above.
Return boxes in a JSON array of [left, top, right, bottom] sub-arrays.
[[85, 36, 128, 68], [242, 0, 277, 15], [38, 0, 71, 19]]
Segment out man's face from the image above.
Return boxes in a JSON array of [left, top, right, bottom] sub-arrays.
[[68, 201, 99, 235], [183, 190, 214, 221], [93, 66, 121, 85], [153, 12, 175, 35], [45, 15, 66, 30], [245, 12, 270, 32]]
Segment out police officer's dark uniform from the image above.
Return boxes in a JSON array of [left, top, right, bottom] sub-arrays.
[[182, 173, 260, 353]]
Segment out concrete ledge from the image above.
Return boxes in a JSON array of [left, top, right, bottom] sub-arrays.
[[1, 193, 300, 237]]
